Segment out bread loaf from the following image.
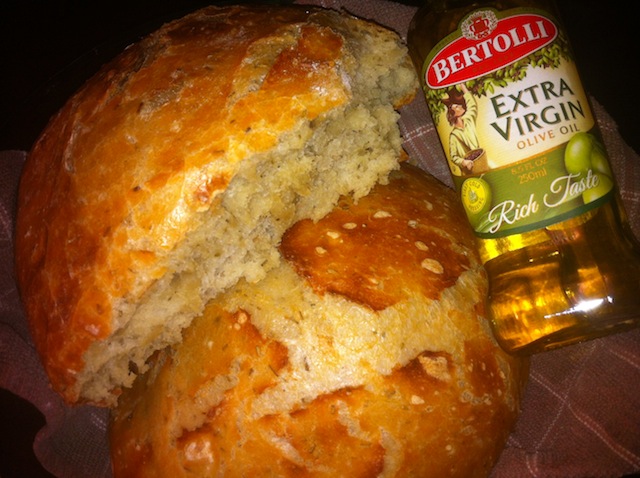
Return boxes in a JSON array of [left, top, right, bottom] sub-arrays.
[[109, 163, 528, 478], [14, 5, 418, 406]]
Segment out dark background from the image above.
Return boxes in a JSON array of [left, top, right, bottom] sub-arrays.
[[1, 0, 639, 154], [1, 1, 638, 477]]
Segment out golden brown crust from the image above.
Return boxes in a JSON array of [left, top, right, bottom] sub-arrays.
[[15, 4, 339, 401], [281, 163, 477, 310], [109, 164, 528, 477], [14, 5, 418, 405]]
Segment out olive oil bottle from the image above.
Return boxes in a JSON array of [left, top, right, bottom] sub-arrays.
[[407, 0, 640, 354]]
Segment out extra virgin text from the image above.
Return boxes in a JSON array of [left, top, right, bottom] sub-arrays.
[[489, 78, 586, 140]]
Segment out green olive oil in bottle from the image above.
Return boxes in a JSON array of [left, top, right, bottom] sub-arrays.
[[407, 0, 640, 354]]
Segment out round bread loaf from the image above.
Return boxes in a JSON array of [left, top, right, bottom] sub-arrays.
[[14, 5, 418, 406], [109, 163, 528, 478]]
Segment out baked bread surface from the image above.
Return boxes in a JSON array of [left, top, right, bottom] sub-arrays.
[[14, 5, 418, 405], [109, 163, 528, 478]]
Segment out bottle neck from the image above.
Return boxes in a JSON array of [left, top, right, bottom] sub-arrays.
[[425, 0, 485, 9], [424, 0, 558, 13]]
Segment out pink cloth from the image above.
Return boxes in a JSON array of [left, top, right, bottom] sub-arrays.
[[1, 1, 639, 476]]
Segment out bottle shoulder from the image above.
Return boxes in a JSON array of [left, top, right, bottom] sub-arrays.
[[408, 0, 561, 66]]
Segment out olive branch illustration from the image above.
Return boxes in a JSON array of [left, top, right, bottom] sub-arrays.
[[424, 34, 573, 124]]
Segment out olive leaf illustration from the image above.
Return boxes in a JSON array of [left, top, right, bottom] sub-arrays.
[[425, 34, 573, 124]]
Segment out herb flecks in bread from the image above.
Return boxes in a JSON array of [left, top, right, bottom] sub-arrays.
[[109, 164, 528, 478], [14, 5, 418, 406]]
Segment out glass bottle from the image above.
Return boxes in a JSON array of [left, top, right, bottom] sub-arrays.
[[407, 0, 640, 355]]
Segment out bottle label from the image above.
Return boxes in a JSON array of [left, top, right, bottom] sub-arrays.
[[421, 7, 615, 238]]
